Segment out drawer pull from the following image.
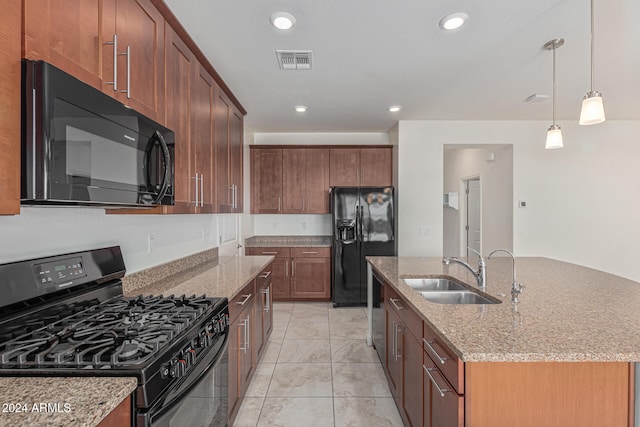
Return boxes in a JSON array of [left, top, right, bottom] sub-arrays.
[[423, 338, 448, 365], [302, 251, 319, 254], [261, 251, 278, 255], [423, 365, 450, 397], [389, 298, 403, 311], [236, 294, 252, 306], [259, 271, 272, 279]]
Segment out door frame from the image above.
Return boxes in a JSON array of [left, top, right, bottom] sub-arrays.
[[459, 175, 481, 258]]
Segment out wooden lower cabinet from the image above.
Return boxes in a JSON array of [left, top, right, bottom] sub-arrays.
[[378, 280, 635, 427], [245, 247, 331, 300], [385, 285, 422, 427], [228, 266, 273, 426], [97, 395, 131, 427], [290, 247, 331, 299]]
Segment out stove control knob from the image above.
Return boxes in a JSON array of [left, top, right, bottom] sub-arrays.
[[175, 359, 187, 378], [160, 363, 171, 379], [185, 348, 196, 365]]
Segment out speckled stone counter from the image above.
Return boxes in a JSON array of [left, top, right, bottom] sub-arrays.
[[124, 255, 274, 299], [0, 377, 136, 427], [245, 235, 331, 248], [367, 256, 640, 362]]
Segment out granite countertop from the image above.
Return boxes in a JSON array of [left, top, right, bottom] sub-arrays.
[[244, 235, 331, 248], [124, 255, 275, 300], [0, 377, 137, 427], [367, 256, 640, 363]]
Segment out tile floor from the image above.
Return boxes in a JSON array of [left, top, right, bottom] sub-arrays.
[[232, 302, 403, 427]]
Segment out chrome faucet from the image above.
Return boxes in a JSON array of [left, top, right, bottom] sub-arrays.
[[443, 247, 486, 290], [488, 249, 522, 302]]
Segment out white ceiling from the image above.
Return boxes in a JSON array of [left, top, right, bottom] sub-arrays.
[[164, 0, 640, 132]]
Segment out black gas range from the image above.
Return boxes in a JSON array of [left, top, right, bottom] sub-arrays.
[[0, 247, 229, 426]]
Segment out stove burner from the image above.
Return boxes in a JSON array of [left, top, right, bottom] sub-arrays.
[[0, 294, 217, 369]]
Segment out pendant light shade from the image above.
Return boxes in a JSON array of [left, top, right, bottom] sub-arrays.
[[579, 91, 606, 125], [544, 38, 564, 150], [580, 0, 606, 125], [546, 124, 564, 149]]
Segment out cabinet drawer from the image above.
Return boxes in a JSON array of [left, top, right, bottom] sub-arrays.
[[256, 263, 273, 290], [245, 247, 291, 258], [385, 286, 422, 341], [229, 280, 256, 323], [423, 350, 464, 427], [423, 321, 464, 394], [290, 247, 330, 258]]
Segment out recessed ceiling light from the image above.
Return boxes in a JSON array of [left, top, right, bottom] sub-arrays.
[[294, 105, 307, 113], [270, 12, 296, 30], [439, 12, 468, 31], [388, 105, 402, 112]]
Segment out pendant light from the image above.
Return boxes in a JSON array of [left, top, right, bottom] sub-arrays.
[[544, 38, 564, 150], [579, 0, 606, 125]]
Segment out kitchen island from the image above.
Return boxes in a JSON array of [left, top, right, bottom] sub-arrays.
[[367, 256, 640, 427]]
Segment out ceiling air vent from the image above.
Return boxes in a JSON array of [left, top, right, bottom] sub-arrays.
[[276, 50, 312, 70]]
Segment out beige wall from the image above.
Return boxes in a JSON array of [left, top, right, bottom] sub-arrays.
[[397, 120, 640, 282]]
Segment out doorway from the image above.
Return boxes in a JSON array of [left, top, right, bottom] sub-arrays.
[[442, 145, 513, 257]]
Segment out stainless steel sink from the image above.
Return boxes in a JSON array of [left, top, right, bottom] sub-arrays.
[[403, 277, 468, 291], [419, 290, 500, 305]]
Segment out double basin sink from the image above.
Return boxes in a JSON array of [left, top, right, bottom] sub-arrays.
[[403, 277, 501, 305]]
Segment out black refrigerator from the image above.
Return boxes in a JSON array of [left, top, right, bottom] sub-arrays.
[[331, 186, 396, 306]]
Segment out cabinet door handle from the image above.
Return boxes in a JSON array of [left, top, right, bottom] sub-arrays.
[[200, 174, 204, 207], [278, 196, 281, 212], [291, 260, 295, 277], [246, 315, 250, 351], [301, 197, 305, 211], [193, 174, 199, 206], [262, 286, 270, 312], [302, 251, 318, 255], [120, 45, 131, 99], [103, 34, 118, 91], [236, 293, 252, 306], [423, 365, 450, 397], [285, 260, 289, 277], [261, 251, 278, 255], [259, 271, 272, 279], [389, 298, 403, 311], [423, 338, 448, 365], [392, 320, 397, 362]]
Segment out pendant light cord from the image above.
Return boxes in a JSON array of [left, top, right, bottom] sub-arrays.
[[590, 0, 595, 92], [552, 43, 557, 125]]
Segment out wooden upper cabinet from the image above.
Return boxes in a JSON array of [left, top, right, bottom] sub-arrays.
[[192, 63, 217, 213], [24, 0, 165, 122], [329, 148, 359, 186], [329, 147, 392, 187], [164, 26, 194, 213], [229, 107, 244, 213], [282, 149, 306, 213], [110, 0, 165, 121], [0, 0, 21, 215], [251, 148, 282, 214], [304, 149, 330, 213], [23, 0, 103, 89]]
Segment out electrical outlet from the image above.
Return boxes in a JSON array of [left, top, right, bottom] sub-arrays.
[[147, 235, 155, 252], [302, 221, 307, 230], [419, 227, 431, 237], [201, 228, 206, 242]]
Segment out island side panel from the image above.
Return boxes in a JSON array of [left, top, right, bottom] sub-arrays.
[[465, 362, 633, 427]]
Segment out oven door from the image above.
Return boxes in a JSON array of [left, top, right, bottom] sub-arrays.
[[139, 334, 229, 427]]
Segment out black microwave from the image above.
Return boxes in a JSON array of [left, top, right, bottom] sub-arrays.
[[21, 60, 174, 207]]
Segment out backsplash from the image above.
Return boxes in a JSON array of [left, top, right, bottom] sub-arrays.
[[253, 214, 331, 236]]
